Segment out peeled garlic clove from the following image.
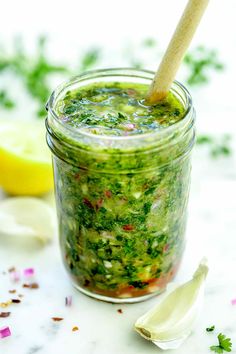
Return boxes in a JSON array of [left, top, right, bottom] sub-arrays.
[[0, 197, 56, 244], [135, 259, 208, 349]]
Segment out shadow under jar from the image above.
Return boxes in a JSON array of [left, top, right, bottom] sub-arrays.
[[46, 68, 195, 303]]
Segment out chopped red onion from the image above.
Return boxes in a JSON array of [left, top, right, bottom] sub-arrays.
[[0, 326, 11, 339], [124, 123, 136, 131], [23, 268, 35, 277], [231, 298, 236, 305], [65, 296, 72, 307], [10, 271, 20, 282]]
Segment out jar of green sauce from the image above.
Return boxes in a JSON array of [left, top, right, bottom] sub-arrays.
[[46, 68, 195, 303]]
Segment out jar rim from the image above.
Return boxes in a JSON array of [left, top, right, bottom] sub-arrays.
[[47, 68, 193, 145]]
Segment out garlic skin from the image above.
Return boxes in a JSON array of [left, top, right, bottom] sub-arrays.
[[135, 259, 208, 349], [0, 197, 56, 244]]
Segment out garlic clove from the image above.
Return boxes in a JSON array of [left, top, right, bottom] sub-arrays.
[[135, 259, 208, 349], [0, 197, 56, 244]]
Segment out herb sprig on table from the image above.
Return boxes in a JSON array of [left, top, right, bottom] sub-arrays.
[[184, 46, 224, 86], [196, 134, 232, 158], [79, 48, 101, 72], [0, 36, 69, 117], [0, 36, 225, 118], [0, 90, 15, 109], [210, 333, 232, 353]]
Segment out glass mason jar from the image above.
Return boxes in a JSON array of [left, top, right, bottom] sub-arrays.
[[46, 68, 195, 303]]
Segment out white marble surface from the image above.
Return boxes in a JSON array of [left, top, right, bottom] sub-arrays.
[[0, 0, 236, 350], [0, 146, 236, 354]]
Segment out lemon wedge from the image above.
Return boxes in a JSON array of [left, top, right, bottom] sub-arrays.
[[0, 197, 56, 244], [135, 259, 209, 350], [0, 120, 53, 195]]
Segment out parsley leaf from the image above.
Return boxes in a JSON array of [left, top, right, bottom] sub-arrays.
[[210, 333, 232, 353], [206, 325, 215, 332]]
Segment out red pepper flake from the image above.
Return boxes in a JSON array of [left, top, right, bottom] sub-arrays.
[[11, 299, 21, 304], [0, 312, 11, 318], [163, 244, 170, 253], [83, 198, 94, 209], [117, 309, 123, 314], [8, 290, 16, 294], [8, 267, 16, 273], [52, 317, 64, 322], [95, 198, 103, 210], [104, 190, 112, 198], [30, 283, 39, 289], [72, 326, 79, 332], [23, 282, 39, 289], [127, 89, 136, 96], [122, 224, 134, 231]]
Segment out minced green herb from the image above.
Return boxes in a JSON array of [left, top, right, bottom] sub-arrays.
[[56, 82, 186, 136]]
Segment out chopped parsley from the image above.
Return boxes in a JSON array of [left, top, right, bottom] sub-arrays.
[[210, 333, 232, 353]]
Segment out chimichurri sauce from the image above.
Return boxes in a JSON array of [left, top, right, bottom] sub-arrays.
[[56, 82, 185, 136], [52, 81, 191, 300]]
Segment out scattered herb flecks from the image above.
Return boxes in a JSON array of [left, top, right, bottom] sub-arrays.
[[0, 36, 69, 118], [79, 48, 101, 72], [0, 90, 15, 109], [196, 134, 232, 158], [207, 325, 215, 332], [184, 46, 224, 86]]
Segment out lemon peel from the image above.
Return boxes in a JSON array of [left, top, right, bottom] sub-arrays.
[[0, 120, 53, 195]]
